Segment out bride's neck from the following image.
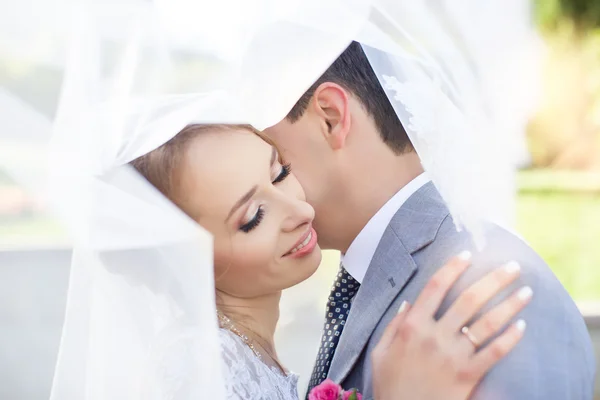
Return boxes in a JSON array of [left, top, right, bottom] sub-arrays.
[[216, 290, 281, 347]]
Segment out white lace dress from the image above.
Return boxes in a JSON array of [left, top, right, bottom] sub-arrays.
[[219, 328, 299, 400]]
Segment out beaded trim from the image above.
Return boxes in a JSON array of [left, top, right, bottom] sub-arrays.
[[217, 310, 262, 360]]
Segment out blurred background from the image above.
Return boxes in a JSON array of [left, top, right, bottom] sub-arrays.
[[0, 0, 599, 398], [523, 0, 600, 302]]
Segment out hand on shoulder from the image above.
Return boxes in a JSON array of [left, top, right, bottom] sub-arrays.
[[371, 252, 531, 400]]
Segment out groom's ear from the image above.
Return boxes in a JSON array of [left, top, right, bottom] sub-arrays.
[[312, 83, 351, 150]]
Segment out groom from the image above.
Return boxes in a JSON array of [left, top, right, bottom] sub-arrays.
[[265, 42, 596, 399]]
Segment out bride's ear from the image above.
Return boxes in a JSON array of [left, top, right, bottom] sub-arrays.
[[312, 83, 351, 150]]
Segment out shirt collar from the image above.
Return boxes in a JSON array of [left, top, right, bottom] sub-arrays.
[[341, 172, 430, 283]]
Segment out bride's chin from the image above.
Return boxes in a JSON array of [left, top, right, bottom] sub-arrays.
[[288, 249, 323, 285]]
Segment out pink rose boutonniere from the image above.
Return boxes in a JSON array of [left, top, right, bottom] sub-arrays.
[[308, 379, 362, 400]]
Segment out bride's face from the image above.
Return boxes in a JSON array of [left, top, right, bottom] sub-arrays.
[[177, 128, 322, 298]]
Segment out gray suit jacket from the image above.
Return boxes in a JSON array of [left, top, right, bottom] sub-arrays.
[[327, 182, 596, 399]]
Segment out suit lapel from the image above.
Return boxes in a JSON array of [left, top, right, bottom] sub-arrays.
[[327, 182, 450, 384], [327, 228, 416, 384]]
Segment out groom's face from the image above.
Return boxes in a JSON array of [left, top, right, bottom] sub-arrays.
[[264, 87, 353, 249], [265, 117, 326, 192]]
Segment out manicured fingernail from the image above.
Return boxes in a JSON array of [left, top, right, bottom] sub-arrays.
[[516, 319, 527, 331], [517, 286, 533, 301], [458, 250, 472, 261], [504, 261, 521, 274], [397, 301, 408, 314]]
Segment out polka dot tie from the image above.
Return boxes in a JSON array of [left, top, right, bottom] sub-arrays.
[[307, 264, 360, 394]]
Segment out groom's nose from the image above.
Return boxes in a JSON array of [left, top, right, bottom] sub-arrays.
[[280, 196, 315, 233]]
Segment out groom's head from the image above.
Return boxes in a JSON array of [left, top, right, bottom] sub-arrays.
[[265, 41, 416, 249]]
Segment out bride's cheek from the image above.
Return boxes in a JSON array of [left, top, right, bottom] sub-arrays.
[[214, 232, 278, 281]]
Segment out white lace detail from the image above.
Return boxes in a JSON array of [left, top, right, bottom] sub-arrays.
[[219, 328, 299, 400], [379, 70, 494, 248]]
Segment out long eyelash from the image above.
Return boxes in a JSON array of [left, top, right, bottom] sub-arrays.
[[238, 164, 290, 233], [240, 207, 265, 233], [272, 163, 292, 184]]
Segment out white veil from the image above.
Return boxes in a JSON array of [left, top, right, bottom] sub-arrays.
[[0, 0, 530, 398]]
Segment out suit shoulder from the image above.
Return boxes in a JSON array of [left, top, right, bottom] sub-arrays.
[[426, 219, 583, 324], [434, 219, 550, 275]]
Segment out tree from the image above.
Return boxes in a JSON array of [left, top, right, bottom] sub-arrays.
[[536, 0, 600, 31]]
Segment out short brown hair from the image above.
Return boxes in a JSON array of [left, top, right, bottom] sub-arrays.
[[287, 41, 412, 154]]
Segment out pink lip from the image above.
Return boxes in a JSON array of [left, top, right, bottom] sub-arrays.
[[284, 227, 318, 258]]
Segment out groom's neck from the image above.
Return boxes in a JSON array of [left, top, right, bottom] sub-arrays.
[[332, 151, 423, 253]]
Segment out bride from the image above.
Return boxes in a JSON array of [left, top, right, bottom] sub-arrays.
[[129, 123, 531, 399]]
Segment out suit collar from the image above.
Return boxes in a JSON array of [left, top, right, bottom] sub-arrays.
[[341, 173, 430, 284], [388, 181, 450, 254], [327, 182, 450, 384]]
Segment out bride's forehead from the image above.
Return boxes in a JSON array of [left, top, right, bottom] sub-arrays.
[[188, 129, 270, 159], [182, 130, 272, 187], [181, 132, 273, 216]]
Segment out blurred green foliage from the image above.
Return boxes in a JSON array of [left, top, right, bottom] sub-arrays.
[[527, 0, 600, 170], [525, 0, 599, 299], [517, 170, 600, 301], [536, 0, 600, 31]]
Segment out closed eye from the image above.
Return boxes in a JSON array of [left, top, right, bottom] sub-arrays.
[[239, 162, 290, 233], [272, 163, 291, 184], [239, 207, 265, 233]]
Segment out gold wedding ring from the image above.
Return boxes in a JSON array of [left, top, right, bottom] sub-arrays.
[[461, 326, 479, 348]]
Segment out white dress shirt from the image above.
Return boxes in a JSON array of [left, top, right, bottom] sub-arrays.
[[341, 173, 430, 283]]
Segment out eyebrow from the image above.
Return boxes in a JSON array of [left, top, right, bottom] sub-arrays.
[[225, 148, 278, 223], [226, 185, 258, 222]]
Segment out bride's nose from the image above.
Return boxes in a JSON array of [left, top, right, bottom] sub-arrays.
[[281, 197, 315, 233]]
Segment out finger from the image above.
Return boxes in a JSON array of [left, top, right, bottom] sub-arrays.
[[439, 260, 521, 332], [463, 285, 532, 348], [374, 301, 411, 352], [460, 320, 526, 382], [411, 251, 472, 318]]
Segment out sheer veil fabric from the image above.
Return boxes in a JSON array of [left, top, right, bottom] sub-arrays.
[[0, 0, 530, 398]]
